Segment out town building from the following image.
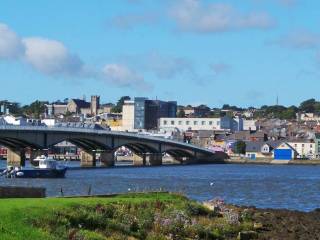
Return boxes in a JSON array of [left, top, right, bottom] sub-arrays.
[[297, 113, 320, 122], [159, 117, 222, 132], [245, 141, 282, 160], [46, 101, 68, 116], [182, 105, 211, 117], [287, 140, 316, 159], [90, 95, 100, 116], [67, 99, 91, 115], [122, 97, 177, 131], [273, 142, 298, 160], [3, 115, 27, 126], [159, 116, 257, 133]]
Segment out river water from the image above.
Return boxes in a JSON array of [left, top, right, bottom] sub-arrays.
[[0, 162, 319, 212]]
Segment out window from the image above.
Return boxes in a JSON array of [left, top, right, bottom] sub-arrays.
[[201, 121, 205, 125], [163, 120, 167, 125], [186, 121, 190, 125], [302, 144, 305, 147], [171, 121, 175, 125], [194, 121, 198, 125], [178, 121, 182, 125], [209, 121, 213, 125]]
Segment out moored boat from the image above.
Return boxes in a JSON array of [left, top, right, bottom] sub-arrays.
[[2, 155, 67, 178]]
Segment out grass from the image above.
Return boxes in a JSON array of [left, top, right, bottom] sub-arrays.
[[0, 193, 255, 240]]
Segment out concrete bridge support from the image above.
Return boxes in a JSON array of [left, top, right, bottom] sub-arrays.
[[100, 151, 115, 167], [80, 150, 96, 167], [7, 149, 26, 167], [147, 153, 163, 166]]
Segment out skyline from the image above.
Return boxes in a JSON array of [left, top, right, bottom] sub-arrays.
[[0, 0, 319, 107]]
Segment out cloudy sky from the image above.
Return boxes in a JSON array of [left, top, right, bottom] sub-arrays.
[[0, 0, 319, 107]]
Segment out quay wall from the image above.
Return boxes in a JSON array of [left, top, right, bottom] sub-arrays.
[[0, 186, 46, 198]]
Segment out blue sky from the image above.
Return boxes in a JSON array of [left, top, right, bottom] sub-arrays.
[[0, 0, 319, 107]]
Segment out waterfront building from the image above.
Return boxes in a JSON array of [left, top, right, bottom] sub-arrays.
[[245, 141, 282, 160], [273, 142, 297, 160], [287, 140, 316, 159]]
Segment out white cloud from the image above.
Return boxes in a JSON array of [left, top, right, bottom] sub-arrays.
[[22, 37, 84, 76], [102, 64, 152, 90], [0, 23, 25, 59], [272, 30, 320, 49], [0, 22, 152, 91], [169, 0, 275, 33]]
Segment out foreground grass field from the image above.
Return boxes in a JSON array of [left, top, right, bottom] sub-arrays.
[[1, 192, 319, 240], [0, 192, 257, 240]]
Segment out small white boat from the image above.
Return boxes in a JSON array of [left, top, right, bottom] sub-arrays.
[[4, 155, 67, 178]]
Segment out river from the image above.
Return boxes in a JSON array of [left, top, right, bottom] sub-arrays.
[[0, 162, 319, 212]]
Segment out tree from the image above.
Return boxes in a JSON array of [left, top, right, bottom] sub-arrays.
[[234, 141, 246, 155], [111, 96, 131, 113], [177, 109, 185, 117], [299, 98, 316, 112], [22, 100, 47, 118]]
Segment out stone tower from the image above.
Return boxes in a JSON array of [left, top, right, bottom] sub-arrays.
[[91, 95, 100, 116]]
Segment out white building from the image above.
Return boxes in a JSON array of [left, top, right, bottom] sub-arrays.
[[159, 117, 223, 132], [243, 120, 257, 131], [122, 100, 135, 131], [159, 116, 257, 133], [288, 141, 316, 159], [41, 118, 56, 127], [3, 115, 27, 126], [297, 113, 320, 122]]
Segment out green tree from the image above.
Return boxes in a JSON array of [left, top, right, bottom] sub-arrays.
[[299, 98, 316, 112], [22, 100, 47, 118], [111, 96, 131, 113], [234, 141, 246, 155], [177, 109, 185, 117]]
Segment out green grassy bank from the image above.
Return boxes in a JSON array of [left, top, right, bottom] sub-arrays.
[[1, 192, 319, 239], [0, 192, 257, 240]]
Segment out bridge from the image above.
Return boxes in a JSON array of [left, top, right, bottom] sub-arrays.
[[0, 125, 228, 167]]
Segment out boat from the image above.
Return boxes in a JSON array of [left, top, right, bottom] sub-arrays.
[[2, 155, 67, 178]]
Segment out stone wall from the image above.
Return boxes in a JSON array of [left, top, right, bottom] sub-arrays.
[[0, 186, 46, 198]]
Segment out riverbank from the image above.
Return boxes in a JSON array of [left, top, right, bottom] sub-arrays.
[[226, 158, 320, 165], [0, 192, 319, 240]]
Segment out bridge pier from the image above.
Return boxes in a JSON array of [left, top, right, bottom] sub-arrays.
[[7, 149, 26, 167], [100, 151, 115, 167], [80, 150, 96, 167], [147, 153, 162, 166]]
